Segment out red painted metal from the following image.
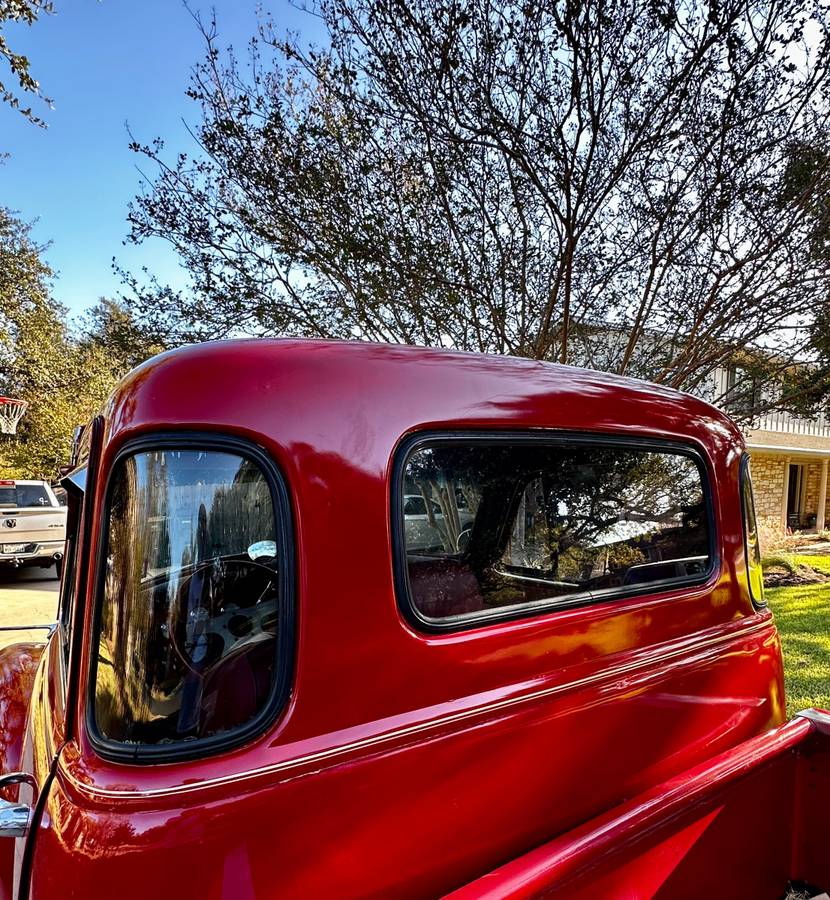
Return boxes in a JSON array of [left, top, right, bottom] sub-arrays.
[[792, 726, 830, 888], [0, 643, 44, 898], [0, 644, 45, 792], [0, 340, 801, 897], [447, 716, 815, 899]]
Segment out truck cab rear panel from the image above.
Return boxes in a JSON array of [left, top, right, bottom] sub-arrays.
[[2, 339, 792, 898]]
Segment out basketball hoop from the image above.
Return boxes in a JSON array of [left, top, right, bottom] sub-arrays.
[[0, 397, 27, 436]]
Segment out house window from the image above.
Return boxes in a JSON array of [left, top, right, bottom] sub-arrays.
[[725, 366, 759, 416], [395, 434, 713, 628]]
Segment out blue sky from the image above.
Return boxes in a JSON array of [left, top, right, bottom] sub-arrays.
[[0, 0, 320, 319]]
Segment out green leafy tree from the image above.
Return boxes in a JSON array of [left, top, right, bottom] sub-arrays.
[[79, 297, 166, 371], [770, 138, 830, 418], [0, 210, 158, 479], [0, 0, 52, 125]]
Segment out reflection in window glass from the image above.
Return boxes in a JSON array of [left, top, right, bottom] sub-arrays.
[[94, 449, 283, 747], [402, 442, 710, 622], [59, 490, 82, 663], [742, 460, 765, 604]]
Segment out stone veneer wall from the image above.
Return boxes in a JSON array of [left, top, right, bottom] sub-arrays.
[[805, 463, 820, 518], [748, 454, 787, 529], [748, 452, 830, 531]]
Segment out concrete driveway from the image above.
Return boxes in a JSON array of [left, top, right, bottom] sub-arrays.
[[0, 568, 59, 649]]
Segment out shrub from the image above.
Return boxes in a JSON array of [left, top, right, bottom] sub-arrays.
[[761, 553, 799, 574]]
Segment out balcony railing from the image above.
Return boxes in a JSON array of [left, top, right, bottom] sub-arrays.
[[750, 408, 830, 438], [711, 368, 830, 439]]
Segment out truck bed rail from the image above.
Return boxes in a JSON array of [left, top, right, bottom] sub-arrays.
[[447, 713, 827, 899]]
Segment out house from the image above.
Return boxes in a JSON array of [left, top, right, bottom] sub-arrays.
[[712, 368, 830, 534]]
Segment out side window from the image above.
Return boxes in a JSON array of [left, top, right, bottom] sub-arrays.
[[58, 488, 82, 663], [741, 457, 765, 605], [59, 420, 97, 666], [397, 437, 713, 626], [90, 444, 291, 759]]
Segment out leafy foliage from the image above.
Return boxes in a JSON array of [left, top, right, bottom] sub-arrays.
[[406, 443, 704, 572], [761, 552, 799, 574], [79, 297, 166, 372], [773, 139, 830, 418], [0, 209, 160, 479], [124, 0, 830, 417], [0, 0, 52, 125]]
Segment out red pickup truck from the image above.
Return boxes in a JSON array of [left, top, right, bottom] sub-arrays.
[[0, 339, 827, 899]]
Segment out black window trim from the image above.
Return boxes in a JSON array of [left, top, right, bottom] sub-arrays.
[[392, 429, 720, 633], [740, 453, 766, 608], [59, 421, 94, 662], [86, 431, 295, 765], [58, 415, 104, 743]]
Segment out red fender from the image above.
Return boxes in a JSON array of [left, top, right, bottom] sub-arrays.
[[0, 642, 46, 790], [0, 641, 45, 900]]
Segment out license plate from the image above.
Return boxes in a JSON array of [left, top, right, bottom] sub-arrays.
[[1, 544, 26, 554]]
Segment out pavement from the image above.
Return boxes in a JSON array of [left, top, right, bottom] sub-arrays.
[[794, 541, 830, 556], [0, 567, 59, 649]]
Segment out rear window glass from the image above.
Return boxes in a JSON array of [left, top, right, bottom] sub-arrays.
[[0, 484, 52, 508], [92, 447, 289, 754], [398, 438, 711, 625]]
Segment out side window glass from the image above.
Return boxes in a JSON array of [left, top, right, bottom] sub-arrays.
[[58, 421, 96, 664], [741, 458, 765, 605], [58, 489, 82, 662], [92, 447, 289, 755], [400, 440, 712, 625]]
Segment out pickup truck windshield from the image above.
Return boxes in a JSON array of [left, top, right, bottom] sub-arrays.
[[0, 483, 52, 508]]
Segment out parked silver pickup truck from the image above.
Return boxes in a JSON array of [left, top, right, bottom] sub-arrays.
[[0, 479, 66, 577]]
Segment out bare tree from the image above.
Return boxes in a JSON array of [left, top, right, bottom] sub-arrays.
[[124, 0, 830, 414]]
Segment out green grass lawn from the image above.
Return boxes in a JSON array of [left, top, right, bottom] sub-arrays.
[[767, 555, 830, 717]]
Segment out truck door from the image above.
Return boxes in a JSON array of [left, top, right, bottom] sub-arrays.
[[0, 418, 102, 900]]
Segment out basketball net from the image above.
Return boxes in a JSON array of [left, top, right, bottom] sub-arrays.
[[0, 398, 27, 436]]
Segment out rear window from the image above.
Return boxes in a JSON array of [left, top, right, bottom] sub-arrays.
[[90, 443, 292, 760], [396, 436, 713, 627], [0, 484, 52, 508]]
